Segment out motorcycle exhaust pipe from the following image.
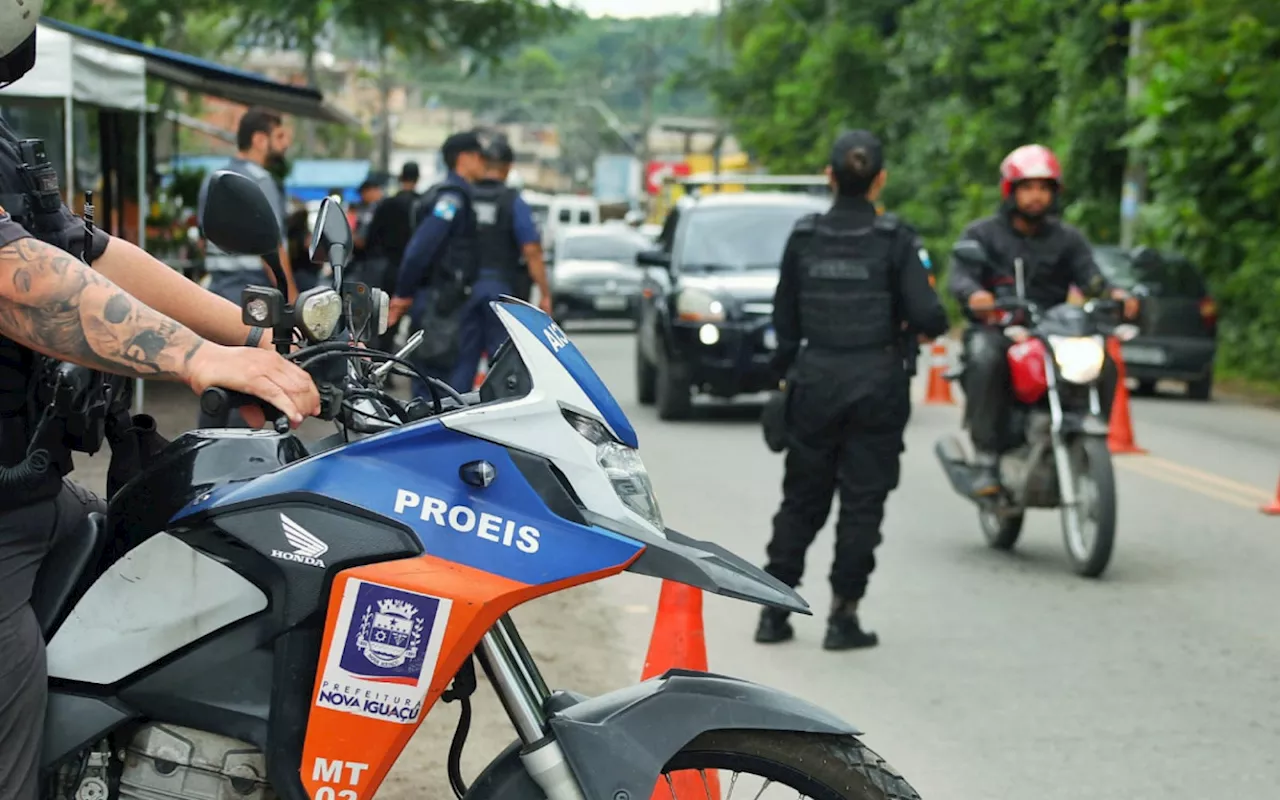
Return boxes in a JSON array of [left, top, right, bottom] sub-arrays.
[[934, 435, 979, 500]]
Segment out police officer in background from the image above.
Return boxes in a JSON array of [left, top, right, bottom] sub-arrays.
[[0, 10, 320, 798], [389, 131, 487, 396], [363, 162, 422, 353], [755, 130, 949, 651], [455, 138, 551, 388]]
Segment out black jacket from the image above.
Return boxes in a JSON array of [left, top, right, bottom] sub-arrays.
[[772, 196, 949, 378], [949, 213, 1110, 309]]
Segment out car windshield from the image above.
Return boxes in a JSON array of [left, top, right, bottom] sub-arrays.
[[559, 232, 648, 263], [1092, 247, 1207, 296], [679, 203, 826, 271]]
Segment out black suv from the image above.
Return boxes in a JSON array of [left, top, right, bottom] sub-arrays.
[[1092, 245, 1218, 400], [634, 191, 831, 419]]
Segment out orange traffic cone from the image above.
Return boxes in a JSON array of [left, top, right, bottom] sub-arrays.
[[1105, 337, 1146, 455], [1261, 476, 1280, 515], [924, 341, 954, 405], [473, 352, 488, 390], [643, 582, 721, 799]]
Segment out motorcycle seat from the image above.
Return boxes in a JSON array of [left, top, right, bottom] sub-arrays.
[[31, 511, 108, 639]]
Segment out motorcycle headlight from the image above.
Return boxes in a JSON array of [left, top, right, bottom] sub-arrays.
[[296, 287, 343, 343], [1049, 335, 1105, 384], [676, 288, 726, 322], [562, 409, 664, 530]]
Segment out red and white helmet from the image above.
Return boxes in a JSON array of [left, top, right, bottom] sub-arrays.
[[999, 144, 1062, 199]]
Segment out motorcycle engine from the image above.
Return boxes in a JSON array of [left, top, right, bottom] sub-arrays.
[[116, 724, 271, 800]]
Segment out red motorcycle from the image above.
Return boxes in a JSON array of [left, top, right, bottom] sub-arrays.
[[936, 243, 1139, 577]]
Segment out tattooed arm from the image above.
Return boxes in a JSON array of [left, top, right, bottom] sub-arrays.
[[0, 236, 206, 380], [0, 235, 321, 422], [93, 235, 270, 349]]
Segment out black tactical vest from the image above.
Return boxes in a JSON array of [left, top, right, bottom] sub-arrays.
[[413, 181, 480, 293], [0, 120, 43, 469], [471, 179, 522, 284], [793, 213, 901, 352], [0, 117, 79, 502]]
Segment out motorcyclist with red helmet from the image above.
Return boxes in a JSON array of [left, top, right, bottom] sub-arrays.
[[948, 144, 1138, 498]]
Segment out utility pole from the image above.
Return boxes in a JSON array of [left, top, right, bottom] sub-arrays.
[[1120, 17, 1146, 249], [636, 24, 658, 171], [377, 35, 393, 176], [712, 0, 726, 176]]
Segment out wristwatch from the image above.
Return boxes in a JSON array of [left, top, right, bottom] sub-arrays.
[[245, 327, 266, 348]]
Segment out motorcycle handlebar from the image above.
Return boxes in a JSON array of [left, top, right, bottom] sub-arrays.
[[199, 387, 291, 434]]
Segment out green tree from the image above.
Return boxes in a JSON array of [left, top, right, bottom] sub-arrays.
[[1126, 0, 1280, 379]]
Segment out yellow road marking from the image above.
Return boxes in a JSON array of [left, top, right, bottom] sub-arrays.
[[1113, 457, 1264, 512], [1138, 455, 1273, 503]]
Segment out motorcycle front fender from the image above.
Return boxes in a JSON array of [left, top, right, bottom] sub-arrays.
[[462, 669, 860, 800], [1059, 413, 1109, 437]]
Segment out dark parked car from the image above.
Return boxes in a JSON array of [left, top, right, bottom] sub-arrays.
[[1092, 244, 1218, 400], [634, 191, 831, 419], [549, 225, 651, 326]]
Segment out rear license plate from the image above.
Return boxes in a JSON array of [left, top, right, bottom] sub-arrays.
[[593, 296, 627, 311], [1122, 344, 1167, 365], [762, 327, 777, 350]]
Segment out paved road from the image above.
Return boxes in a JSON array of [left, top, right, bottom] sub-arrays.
[[566, 326, 1280, 800]]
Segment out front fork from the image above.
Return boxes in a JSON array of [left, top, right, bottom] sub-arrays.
[[477, 615, 587, 800], [1045, 353, 1105, 541], [1044, 357, 1082, 536]]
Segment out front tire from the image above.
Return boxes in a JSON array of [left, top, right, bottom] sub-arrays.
[[636, 339, 657, 406], [464, 730, 921, 800], [664, 730, 920, 800], [979, 501, 1024, 550], [655, 350, 693, 420], [1061, 436, 1117, 578]]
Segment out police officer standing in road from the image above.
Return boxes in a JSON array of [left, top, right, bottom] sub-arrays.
[[756, 130, 950, 651], [454, 137, 551, 388], [389, 131, 487, 397], [0, 10, 320, 799]]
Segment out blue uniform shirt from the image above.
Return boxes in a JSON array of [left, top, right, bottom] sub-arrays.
[[511, 195, 540, 248], [395, 171, 471, 298]]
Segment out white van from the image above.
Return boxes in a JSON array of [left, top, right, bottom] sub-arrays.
[[546, 195, 601, 258]]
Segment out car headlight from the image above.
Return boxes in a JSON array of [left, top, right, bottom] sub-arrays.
[[562, 409, 664, 530], [1049, 335, 1105, 384], [295, 287, 343, 342], [676, 288, 726, 322]]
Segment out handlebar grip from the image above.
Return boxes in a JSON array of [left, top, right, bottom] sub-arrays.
[[199, 387, 290, 434]]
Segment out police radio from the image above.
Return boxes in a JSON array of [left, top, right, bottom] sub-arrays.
[[17, 139, 63, 216]]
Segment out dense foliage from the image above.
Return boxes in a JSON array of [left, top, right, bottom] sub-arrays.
[[714, 0, 1280, 381]]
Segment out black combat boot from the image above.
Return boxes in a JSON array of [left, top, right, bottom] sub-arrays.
[[822, 597, 878, 651], [754, 608, 794, 644]]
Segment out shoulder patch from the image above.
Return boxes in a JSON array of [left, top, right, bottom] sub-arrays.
[[432, 194, 459, 221], [917, 246, 932, 270]]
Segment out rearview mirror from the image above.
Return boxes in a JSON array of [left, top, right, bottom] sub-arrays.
[[200, 170, 281, 256], [637, 249, 671, 268], [309, 197, 355, 286]]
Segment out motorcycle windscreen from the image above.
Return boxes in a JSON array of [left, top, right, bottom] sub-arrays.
[[581, 509, 812, 615]]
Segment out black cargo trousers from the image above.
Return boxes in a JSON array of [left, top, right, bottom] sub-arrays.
[[764, 349, 911, 602], [0, 480, 106, 800]]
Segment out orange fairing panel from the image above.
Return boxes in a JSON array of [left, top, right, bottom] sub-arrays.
[[299, 551, 635, 799]]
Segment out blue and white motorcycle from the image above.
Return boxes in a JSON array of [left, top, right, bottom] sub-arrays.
[[35, 170, 922, 800]]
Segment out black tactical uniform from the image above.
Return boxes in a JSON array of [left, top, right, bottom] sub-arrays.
[[0, 114, 112, 800], [757, 130, 949, 650]]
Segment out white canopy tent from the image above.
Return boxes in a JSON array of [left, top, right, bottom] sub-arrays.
[[0, 23, 151, 410]]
